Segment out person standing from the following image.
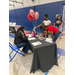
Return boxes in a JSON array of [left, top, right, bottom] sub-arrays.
[[34, 14, 51, 29], [54, 15, 63, 39], [34, 14, 51, 37]]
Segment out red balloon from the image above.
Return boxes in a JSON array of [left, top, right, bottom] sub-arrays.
[[33, 15, 36, 21], [27, 14, 32, 21]]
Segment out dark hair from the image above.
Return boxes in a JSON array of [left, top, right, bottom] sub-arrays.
[[16, 26, 25, 33], [57, 15, 61, 20], [44, 14, 48, 18], [40, 25, 45, 31], [14, 26, 25, 44]]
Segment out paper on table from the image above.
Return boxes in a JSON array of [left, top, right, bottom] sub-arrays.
[[28, 37, 36, 40], [38, 36, 45, 40], [28, 34, 32, 37], [45, 40, 53, 43], [32, 41, 42, 46], [45, 38, 53, 43], [46, 38, 52, 41], [26, 34, 32, 38]]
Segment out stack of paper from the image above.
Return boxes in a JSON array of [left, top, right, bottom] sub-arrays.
[[45, 38, 53, 43], [32, 41, 42, 46], [38, 36, 45, 40], [28, 37, 36, 40]]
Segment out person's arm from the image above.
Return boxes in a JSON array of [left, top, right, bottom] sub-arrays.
[[59, 22, 63, 28], [48, 31, 53, 39], [54, 23, 55, 26], [50, 31, 53, 39], [54, 20, 56, 26], [40, 32, 48, 37], [34, 22, 44, 29], [20, 32, 28, 42]]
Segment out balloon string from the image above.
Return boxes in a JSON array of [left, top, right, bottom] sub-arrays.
[[31, 20, 36, 30], [31, 20, 34, 29]]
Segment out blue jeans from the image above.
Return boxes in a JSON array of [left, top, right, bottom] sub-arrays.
[[16, 42, 30, 54], [53, 31, 60, 42], [55, 26, 62, 37]]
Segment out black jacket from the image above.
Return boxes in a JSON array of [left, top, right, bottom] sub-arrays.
[[14, 32, 28, 45]]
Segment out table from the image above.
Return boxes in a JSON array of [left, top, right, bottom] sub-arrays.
[[28, 38, 58, 73], [9, 26, 15, 34]]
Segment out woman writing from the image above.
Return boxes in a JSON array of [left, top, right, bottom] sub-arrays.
[[14, 26, 30, 55]]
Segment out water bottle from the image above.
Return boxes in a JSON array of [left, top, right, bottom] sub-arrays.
[[31, 31, 34, 37], [32, 29, 36, 37]]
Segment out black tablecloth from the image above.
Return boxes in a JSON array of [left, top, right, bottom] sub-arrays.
[[28, 38, 58, 73]]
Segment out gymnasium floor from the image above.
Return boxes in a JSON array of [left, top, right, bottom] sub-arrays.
[[9, 32, 65, 75]]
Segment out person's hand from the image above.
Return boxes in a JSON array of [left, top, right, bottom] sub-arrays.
[[34, 27, 37, 29], [59, 26, 60, 28], [48, 31, 50, 34], [27, 35, 29, 37], [51, 38, 53, 40], [59, 25, 61, 28], [23, 36, 25, 38], [40, 33, 43, 36]]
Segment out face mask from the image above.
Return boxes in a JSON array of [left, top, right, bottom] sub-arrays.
[[44, 19, 47, 20]]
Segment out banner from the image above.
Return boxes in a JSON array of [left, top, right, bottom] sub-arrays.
[[62, 5, 65, 35]]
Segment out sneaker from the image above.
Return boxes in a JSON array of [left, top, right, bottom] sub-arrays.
[[60, 37, 62, 39]]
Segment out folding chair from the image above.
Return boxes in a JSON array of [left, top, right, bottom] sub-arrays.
[[9, 42, 25, 62]]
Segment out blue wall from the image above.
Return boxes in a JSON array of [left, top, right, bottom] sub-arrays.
[[9, 1, 65, 32]]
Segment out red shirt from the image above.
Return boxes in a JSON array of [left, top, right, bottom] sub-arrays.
[[47, 25, 59, 34]]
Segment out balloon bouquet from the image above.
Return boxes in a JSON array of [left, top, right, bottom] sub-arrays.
[[27, 9, 39, 22], [27, 9, 39, 37]]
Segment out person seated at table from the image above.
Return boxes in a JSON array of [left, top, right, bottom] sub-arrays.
[[14, 26, 30, 55], [34, 14, 51, 29], [40, 25, 61, 42]]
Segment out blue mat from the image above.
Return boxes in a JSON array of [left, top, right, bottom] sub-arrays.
[[57, 48, 65, 56], [9, 34, 15, 38]]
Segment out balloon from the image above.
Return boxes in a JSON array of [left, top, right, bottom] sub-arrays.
[[27, 14, 33, 21], [33, 15, 36, 21], [35, 12, 39, 20], [30, 9, 34, 17]]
